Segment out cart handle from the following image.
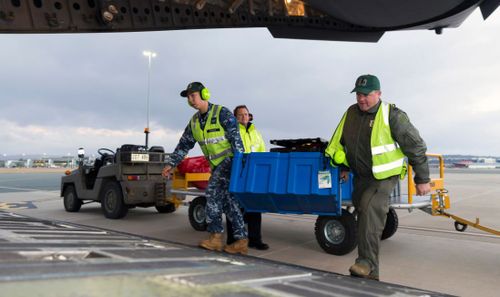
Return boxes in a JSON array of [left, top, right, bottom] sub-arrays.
[[407, 153, 444, 204]]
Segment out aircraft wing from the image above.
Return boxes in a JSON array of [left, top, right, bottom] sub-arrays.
[[0, 0, 498, 42]]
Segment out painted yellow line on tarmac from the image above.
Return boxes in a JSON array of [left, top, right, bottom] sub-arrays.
[[0, 201, 37, 209]]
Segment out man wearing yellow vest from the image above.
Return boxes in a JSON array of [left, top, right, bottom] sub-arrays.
[[162, 82, 248, 254], [325, 75, 431, 281], [226, 105, 269, 250]]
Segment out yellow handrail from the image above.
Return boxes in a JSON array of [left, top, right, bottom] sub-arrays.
[[407, 153, 445, 204]]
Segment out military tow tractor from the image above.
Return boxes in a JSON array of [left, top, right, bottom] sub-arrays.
[[60, 144, 177, 219]]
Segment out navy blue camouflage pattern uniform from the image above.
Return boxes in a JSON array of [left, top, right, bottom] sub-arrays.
[[166, 102, 247, 239]]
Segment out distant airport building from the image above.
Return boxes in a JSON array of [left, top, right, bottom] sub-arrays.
[[0, 156, 78, 168], [32, 156, 77, 168], [4, 159, 30, 168], [478, 157, 496, 164], [33, 159, 50, 168], [52, 156, 77, 168]]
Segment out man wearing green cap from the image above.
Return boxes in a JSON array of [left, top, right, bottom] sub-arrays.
[[162, 82, 249, 255], [325, 74, 431, 281]]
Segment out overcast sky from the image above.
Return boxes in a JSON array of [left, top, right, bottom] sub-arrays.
[[1, 9, 499, 157]]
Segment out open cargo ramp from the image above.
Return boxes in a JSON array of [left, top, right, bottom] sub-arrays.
[[0, 210, 451, 297]]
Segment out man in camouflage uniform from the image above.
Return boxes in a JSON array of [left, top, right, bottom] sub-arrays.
[[326, 75, 431, 280], [162, 82, 248, 254]]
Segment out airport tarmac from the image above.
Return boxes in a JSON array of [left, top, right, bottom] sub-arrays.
[[1, 169, 499, 297]]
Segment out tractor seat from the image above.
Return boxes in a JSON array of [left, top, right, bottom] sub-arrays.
[[93, 157, 104, 172]]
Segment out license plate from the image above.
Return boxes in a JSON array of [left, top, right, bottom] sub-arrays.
[[131, 153, 149, 162]]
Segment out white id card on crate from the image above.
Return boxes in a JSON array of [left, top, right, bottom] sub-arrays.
[[318, 171, 332, 189]]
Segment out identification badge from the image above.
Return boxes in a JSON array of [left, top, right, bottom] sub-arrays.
[[318, 171, 332, 189]]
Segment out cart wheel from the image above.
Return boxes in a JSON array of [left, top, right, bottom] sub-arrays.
[[63, 184, 82, 212], [454, 221, 468, 232], [189, 196, 207, 231], [381, 207, 398, 240], [155, 203, 177, 214], [315, 209, 357, 255], [101, 181, 128, 219]]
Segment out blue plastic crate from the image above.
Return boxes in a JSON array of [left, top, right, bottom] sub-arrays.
[[230, 152, 347, 216]]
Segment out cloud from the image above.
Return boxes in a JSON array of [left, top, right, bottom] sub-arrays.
[[0, 10, 499, 156], [0, 119, 185, 155]]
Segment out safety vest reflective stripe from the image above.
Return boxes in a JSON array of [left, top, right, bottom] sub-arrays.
[[371, 101, 406, 179], [372, 157, 405, 173], [381, 100, 390, 125], [207, 148, 232, 160], [371, 143, 399, 155], [199, 135, 227, 145]]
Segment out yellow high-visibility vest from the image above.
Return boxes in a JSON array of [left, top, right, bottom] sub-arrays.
[[325, 101, 406, 179], [190, 105, 232, 167], [239, 123, 266, 153]]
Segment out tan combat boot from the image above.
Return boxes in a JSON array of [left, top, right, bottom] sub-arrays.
[[199, 233, 223, 251], [349, 263, 379, 281], [224, 238, 249, 255]]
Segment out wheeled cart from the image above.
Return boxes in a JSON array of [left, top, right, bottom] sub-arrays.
[[229, 151, 358, 255], [178, 151, 499, 255], [167, 157, 210, 232], [177, 152, 448, 255], [228, 151, 463, 255]]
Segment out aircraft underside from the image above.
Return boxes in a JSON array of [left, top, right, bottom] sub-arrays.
[[0, 0, 498, 42]]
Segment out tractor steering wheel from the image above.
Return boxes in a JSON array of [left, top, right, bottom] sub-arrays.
[[98, 148, 115, 157]]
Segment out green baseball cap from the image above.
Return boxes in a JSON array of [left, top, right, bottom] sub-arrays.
[[351, 74, 380, 94], [180, 82, 205, 97]]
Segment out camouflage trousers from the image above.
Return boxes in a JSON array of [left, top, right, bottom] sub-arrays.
[[205, 158, 247, 239], [352, 175, 398, 278]]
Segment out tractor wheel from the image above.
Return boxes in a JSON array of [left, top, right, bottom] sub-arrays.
[[101, 181, 128, 219], [188, 196, 207, 231], [155, 203, 177, 213], [63, 185, 82, 212]]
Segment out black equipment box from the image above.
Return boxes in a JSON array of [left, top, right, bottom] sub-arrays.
[[119, 144, 161, 162], [269, 138, 328, 153]]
